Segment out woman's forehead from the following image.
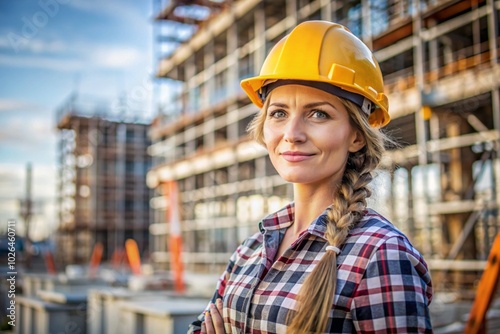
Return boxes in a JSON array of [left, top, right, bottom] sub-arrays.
[[268, 84, 343, 104]]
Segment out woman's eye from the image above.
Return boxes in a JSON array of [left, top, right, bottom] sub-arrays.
[[269, 110, 286, 118], [311, 110, 329, 119]]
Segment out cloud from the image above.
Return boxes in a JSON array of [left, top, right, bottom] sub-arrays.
[[0, 163, 57, 201], [0, 43, 145, 71], [0, 163, 57, 240], [0, 34, 67, 54], [67, 0, 150, 29], [0, 165, 25, 226], [0, 98, 38, 112], [0, 165, 23, 195], [0, 0, 150, 71], [91, 46, 143, 68], [0, 115, 56, 148], [0, 30, 146, 71], [0, 164, 57, 199], [0, 53, 84, 71]]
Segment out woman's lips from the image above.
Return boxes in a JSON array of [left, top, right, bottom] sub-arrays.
[[281, 151, 315, 162]]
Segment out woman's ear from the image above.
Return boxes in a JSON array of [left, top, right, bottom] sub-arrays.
[[348, 130, 366, 153]]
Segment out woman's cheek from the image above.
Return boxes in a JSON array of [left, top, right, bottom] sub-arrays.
[[262, 127, 274, 149]]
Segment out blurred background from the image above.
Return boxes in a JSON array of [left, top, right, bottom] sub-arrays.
[[1, 0, 499, 333], [0, 0, 153, 240]]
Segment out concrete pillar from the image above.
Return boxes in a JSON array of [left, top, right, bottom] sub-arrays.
[[428, 19, 439, 81], [406, 167, 416, 243], [286, 0, 297, 28], [253, 2, 266, 71], [320, 0, 332, 21], [492, 88, 500, 237], [442, 117, 477, 288], [361, 0, 372, 48], [116, 123, 127, 259], [204, 38, 215, 110], [412, 0, 432, 259], [185, 55, 196, 114], [487, 0, 498, 65], [472, 2, 481, 66], [227, 15, 238, 97], [413, 0, 427, 166]]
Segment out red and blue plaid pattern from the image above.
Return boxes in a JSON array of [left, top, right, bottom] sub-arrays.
[[189, 203, 433, 333]]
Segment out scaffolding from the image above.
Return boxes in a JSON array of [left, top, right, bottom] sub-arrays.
[[149, 0, 500, 295], [56, 94, 152, 267]]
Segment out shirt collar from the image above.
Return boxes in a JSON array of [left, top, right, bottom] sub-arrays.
[[259, 202, 330, 239]]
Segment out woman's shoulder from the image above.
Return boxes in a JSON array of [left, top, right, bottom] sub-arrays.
[[339, 208, 430, 280], [233, 230, 264, 257], [351, 208, 407, 241], [344, 208, 421, 257]]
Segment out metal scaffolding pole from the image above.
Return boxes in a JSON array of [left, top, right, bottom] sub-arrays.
[[413, 0, 432, 257]]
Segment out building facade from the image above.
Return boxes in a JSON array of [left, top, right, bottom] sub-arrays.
[[149, 0, 500, 294], [56, 95, 152, 266]]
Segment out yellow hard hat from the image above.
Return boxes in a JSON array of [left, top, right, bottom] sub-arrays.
[[240, 21, 390, 127]]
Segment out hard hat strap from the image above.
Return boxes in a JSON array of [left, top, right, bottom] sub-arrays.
[[258, 79, 375, 115]]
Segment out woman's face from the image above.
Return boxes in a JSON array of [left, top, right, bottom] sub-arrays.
[[263, 84, 365, 188]]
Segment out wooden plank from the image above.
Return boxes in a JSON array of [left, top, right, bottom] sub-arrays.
[[427, 259, 488, 271]]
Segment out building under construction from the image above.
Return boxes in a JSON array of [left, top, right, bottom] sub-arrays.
[[56, 95, 152, 266], [148, 0, 499, 296]]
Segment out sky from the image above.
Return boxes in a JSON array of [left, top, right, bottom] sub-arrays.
[[0, 0, 155, 240]]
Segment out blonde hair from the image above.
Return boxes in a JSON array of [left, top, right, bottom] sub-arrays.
[[248, 95, 388, 333]]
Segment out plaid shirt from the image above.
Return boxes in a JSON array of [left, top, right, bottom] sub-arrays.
[[188, 203, 433, 333]]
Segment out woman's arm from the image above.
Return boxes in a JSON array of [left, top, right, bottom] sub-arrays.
[[351, 236, 433, 333]]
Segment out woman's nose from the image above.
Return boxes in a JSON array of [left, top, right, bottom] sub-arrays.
[[283, 117, 306, 143]]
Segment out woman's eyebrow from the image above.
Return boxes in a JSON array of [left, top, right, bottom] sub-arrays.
[[269, 102, 288, 108], [269, 101, 336, 109], [304, 101, 335, 109]]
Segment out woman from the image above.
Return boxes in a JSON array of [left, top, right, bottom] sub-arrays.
[[189, 20, 433, 333]]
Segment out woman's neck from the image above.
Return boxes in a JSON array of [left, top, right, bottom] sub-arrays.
[[291, 183, 335, 234]]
